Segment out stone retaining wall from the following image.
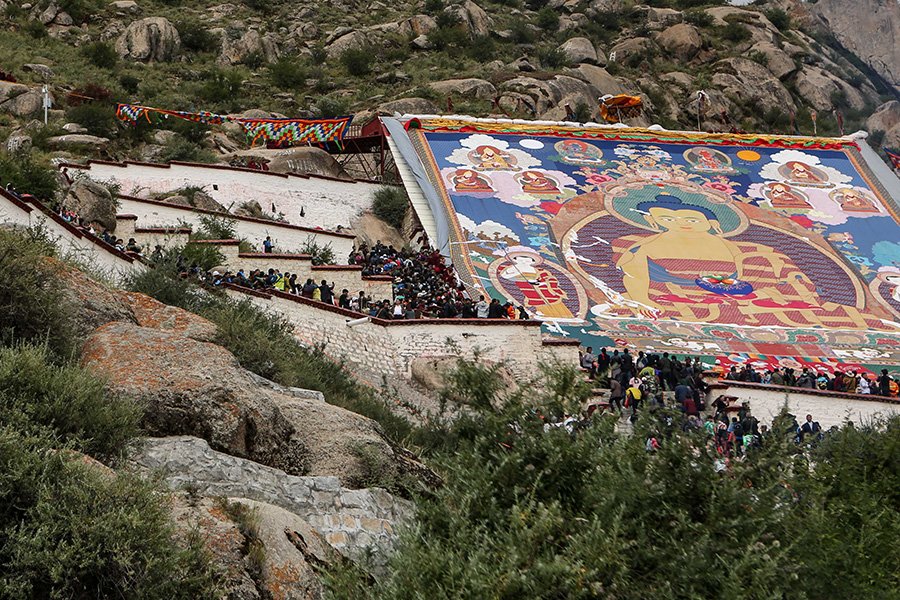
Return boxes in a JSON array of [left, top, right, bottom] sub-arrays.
[[225, 285, 580, 383], [134, 436, 412, 559]]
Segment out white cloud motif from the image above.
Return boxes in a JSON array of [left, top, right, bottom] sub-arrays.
[[446, 133, 542, 168], [457, 213, 521, 243], [759, 149, 852, 185]]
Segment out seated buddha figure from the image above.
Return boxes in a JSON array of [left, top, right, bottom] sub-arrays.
[[451, 169, 494, 193], [612, 194, 878, 329], [519, 170, 561, 194], [832, 188, 879, 213]]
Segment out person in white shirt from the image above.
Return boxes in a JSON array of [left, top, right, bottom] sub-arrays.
[[475, 294, 490, 318]]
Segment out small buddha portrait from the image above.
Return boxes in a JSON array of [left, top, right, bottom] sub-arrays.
[[555, 139, 603, 164], [684, 147, 734, 172], [763, 182, 812, 208], [830, 187, 880, 213], [779, 160, 829, 186], [875, 266, 900, 303], [450, 169, 494, 193], [469, 145, 516, 169], [517, 170, 561, 194]]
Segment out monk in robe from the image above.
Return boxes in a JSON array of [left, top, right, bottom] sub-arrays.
[[520, 171, 560, 193], [834, 188, 879, 212], [499, 246, 573, 319], [786, 161, 826, 184], [452, 169, 493, 192], [766, 182, 811, 208], [612, 194, 880, 329], [475, 145, 510, 168]]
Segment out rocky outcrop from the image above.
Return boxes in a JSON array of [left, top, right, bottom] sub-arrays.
[[428, 78, 497, 99], [46, 258, 138, 340], [375, 97, 439, 115], [191, 190, 228, 212], [135, 436, 413, 557], [120, 291, 217, 342], [115, 17, 181, 62], [83, 323, 432, 486], [219, 30, 280, 66], [63, 179, 118, 232], [567, 64, 631, 96], [0, 81, 44, 116], [46, 134, 110, 151], [867, 100, 900, 133], [609, 36, 655, 63], [794, 66, 867, 112], [451, 0, 491, 38], [810, 0, 900, 87], [749, 41, 796, 80], [557, 37, 599, 65], [712, 57, 796, 112], [324, 30, 369, 59], [655, 23, 702, 62], [261, 146, 350, 178]]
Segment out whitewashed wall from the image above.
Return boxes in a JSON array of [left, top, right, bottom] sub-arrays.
[[705, 381, 900, 429], [68, 161, 380, 231], [115, 196, 356, 261]]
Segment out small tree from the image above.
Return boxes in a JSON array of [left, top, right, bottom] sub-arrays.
[[341, 47, 374, 77], [372, 186, 409, 230]]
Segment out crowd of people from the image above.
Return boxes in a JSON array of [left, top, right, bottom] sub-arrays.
[[723, 363, 899, 397]]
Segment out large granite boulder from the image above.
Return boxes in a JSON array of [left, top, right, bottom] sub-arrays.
[[82, 322, 434, 486], [867, 100, 900, 134], [557, 37, 599, 65], [712, 57, 796, 112], [0, 81, 44, 116], [63, 179, 118, 232], [428, 78, 497, 99], [219, 29, 280, 66], [656, 23, 702, 62], [115, 16, 182, 62]]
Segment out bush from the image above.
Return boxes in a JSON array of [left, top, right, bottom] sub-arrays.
[[120, 74, 140, 94], [198, 69, 243, 105], [0, 228, 71, 356], [316, 95, 348, 119], [0, 154, 59, 200], [299, 235, 335, 266], [509, 19, 536, 44], [424, 0, 443, 14], [720, 21, 751, 42], [372, 185, 409, 229], [536, 6, 560, 31], [179, 241, 226, 272], [685, 8, 714, 27], [341, 47, 374, 76], [197, 213, 238, 239], [177, 19, 218, 52], [81, 41, 118, 69], [160, 139, 217, 164], [0, 427, 221, 599], [57, 0, 102, 22], [0, 344, 141, 462], [765, 7, 791, 31], [269, 57, 305, 89], [537, 45, 571, 69], [22, 19, 46, 38], [467, 35, 496, 61], [65, 102, 118, 137]]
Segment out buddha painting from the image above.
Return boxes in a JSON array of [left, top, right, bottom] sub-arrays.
[[763, 182, 811, 208], [555, 139, 604, 165], [779, 160, 830, 187], [496, 246, 574, 319], [469, 145, 516, 170], [450, 169, 494, 193], [604, 194, 881, 329], [518, 170, 561, 194], [830, 187, 880, 213], [684, 147, 734, 173]]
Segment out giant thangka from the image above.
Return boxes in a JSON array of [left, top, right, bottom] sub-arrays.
[[393, 117, 900, 375]]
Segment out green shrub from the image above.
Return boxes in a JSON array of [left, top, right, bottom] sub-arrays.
[[765, 7, 791, 31], [298, 235, 335, 266], [536, 6, 560, 31], [197, 214, 238, 239], [269, 57, 305, 89], [65, 102, 118, 137], [22, 19, 46, 39], [0, 427, 221, 599], [468, 35, 496, 61], [316, 95, 348, 118], [81, 41, 118, 69], [372, 186, 409, 229], [198, 69, 243, 105], [341, 47, 374, 76], [424, 0, 443, 14], [685, 8, 714, 27], [509, 19, 536, 44], [720, 21, 751, 42], [160, 139, 217, 164], [177, 20, 219, 52], [120, 74, 140, 94], [0, 228, 72, 356], [57, 0, 102, 22], [0, 344, 141, 462], [0, 154, 58, 200], [179, 241, 226, 272], [537, 45, 571, 69]]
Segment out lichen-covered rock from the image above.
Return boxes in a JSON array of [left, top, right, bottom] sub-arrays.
[[656, 23, 702, 62], [713, 57, 796, 113], [428, 78, 497, 99], [867, 100, 900, 134], [0, 81, 45, 116], [120, 291, 217, 341], [44, 258, 138, 340], [557, 37, 599, 65]]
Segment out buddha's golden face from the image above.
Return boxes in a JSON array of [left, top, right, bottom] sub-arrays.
[[648, 207, 711, 232]]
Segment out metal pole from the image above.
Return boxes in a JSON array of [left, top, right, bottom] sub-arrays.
[[42, 85, 49, 125]]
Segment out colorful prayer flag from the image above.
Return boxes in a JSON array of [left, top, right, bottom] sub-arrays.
[[885, 148, 900, 170]]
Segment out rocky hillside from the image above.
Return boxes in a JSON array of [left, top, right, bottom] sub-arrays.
[[1, 0, 900, 171]]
